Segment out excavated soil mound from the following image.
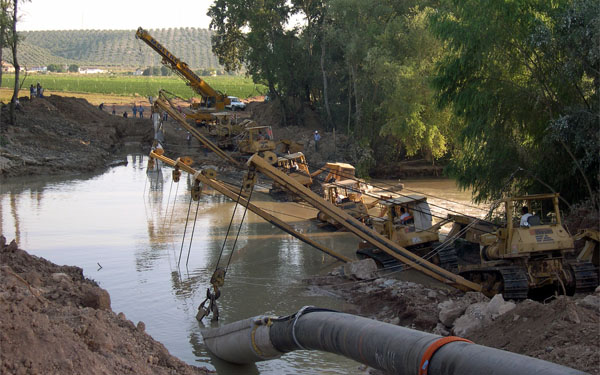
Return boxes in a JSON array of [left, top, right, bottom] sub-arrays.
[[0, 236, 211, 375], [0, 95, 153, 177], [467, 297, 600, 374]]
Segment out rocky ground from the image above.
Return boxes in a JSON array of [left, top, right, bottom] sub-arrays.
[[306, 259, 600, 374], [0, 236, 212, 375]]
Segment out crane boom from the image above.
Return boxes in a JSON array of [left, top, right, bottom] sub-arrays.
[[148, 151, 352, 263], [135, 27, 229, 111], [246, 154, 483, 293]]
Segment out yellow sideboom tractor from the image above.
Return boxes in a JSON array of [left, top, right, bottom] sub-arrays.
[[447, 193, 598, 299], [356, 195, 453, 269]]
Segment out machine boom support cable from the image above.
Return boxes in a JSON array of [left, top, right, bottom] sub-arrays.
[[178, 193, 194, 267]]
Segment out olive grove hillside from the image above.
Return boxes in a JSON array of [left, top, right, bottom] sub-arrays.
[[3, 28, 221, 69]]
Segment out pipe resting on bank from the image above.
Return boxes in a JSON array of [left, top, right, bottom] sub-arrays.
[[201, 306, 584, 375]]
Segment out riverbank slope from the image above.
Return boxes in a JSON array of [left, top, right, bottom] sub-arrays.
[[0, 95, 153, 178], [0, 236, 212, 375]]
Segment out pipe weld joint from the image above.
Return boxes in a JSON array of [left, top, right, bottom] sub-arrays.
[[291, 305, 314, 350], [419, 336, 472, 375]]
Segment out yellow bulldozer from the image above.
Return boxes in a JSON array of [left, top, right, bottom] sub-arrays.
[[447, 193, 598, 299], [311, 162, 357, 183], [270, 152, 312, 197], [316, 179, 372, 227], [356, 195, 452, 269], [237, 125, 276, 155]]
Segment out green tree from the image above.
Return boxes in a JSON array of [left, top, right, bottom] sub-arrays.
[[47, 63, 64, 72], [430, 0, 598, 204], [209, 0, 313, 125], [9, 0, 28, 125], [68, 64, 79, 72], [160, 65, 172, 76], [0, 0, 12, 91], [372, 6, 452, 162]]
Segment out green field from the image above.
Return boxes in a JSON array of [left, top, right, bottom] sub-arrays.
[[0, 74, 266, 99]]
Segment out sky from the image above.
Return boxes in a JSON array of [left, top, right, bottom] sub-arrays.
[[18, 0, 213, 31]]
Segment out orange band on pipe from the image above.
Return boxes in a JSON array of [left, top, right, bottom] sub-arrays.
[[419, 336, 473, 375]]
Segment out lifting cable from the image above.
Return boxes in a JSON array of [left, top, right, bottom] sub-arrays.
[[185, 192, 203, 267], [197, 172, 256, 322], [178, 191, 195, 267], [168, 180, 180, 228], [162, 178, 174, 229], [224, 180, 255, 274]]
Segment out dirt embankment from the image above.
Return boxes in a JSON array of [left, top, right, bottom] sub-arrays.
[[308, 262, 600, 375], [0, 95, 153, 178], [0, 236, 212, 375]]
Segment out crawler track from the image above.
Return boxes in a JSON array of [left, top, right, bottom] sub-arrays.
[[569, 262, 599, 293]]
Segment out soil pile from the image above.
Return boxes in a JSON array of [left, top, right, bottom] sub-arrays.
[[468, 297, 599, 373], [0, 236, 211, 375], [309, 265, 600, 374], [0, 95, 153, 177]]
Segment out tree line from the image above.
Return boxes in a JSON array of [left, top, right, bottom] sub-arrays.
[[209, 0, 599, 205]]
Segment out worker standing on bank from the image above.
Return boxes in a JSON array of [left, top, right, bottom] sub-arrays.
[[314, 130, 321, 152], [138, 105, 144, 118], [132, 104, 137, 118]]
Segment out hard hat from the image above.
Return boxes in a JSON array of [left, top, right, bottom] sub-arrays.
[[315, 130, 318, 133]]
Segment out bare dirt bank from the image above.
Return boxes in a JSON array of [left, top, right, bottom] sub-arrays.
[[0, 236, 212, 375], [0, 95, 153, 178]]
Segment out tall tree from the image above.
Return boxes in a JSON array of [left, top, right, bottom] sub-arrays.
[[430, 0, 598, 204], [8, 0, 18, 125], [0, 0, 12, 90]]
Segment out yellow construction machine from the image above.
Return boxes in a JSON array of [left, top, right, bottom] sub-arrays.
[[446, 193, 598, 299], [356, 195, 452, 269], [236, 125, 277, 155], [574, 229, 599, 268], [270, 152, 312, 196], [316, 179, 372, 226], [311, 162, 356, 183], [136, 27, 230, 122]]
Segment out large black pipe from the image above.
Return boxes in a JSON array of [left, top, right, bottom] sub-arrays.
[[202, 307, 584, 375]]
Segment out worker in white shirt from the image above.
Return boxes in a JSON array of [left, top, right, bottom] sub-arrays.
[[520, 206, 533, 227]]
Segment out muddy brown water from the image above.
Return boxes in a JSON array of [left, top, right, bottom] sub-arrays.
[[0, 155, 486, 374]]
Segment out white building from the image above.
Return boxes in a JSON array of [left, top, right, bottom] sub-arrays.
[[26, 66, 47, 73], [80, 68, 107, 74]]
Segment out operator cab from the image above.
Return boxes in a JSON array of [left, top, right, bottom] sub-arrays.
[[272, 152, 312, 189], [317, 179, 369, 225], [481, 193, 573, 259]]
